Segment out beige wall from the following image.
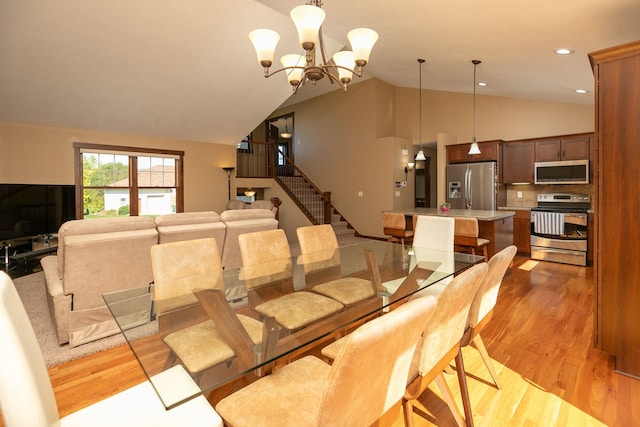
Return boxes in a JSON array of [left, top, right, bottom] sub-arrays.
[[270, 78, 594, 238], [0, 122, 236, 214]]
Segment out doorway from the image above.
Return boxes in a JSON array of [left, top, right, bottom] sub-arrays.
[[415, 157, 431, 207], [265, 113, 294, 167]]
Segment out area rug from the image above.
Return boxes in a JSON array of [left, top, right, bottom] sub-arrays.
[[13, 272, 126, 367]]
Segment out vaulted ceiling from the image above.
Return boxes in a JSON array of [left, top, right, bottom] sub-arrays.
[[1, 0, 638, 145]]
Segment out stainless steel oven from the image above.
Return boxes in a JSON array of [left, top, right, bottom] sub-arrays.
[[530, 193, 590, 266]]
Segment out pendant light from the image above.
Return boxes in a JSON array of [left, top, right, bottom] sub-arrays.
[[415, 58, 427, 161], [280, 117, 292, 139], [468, 59, 482, 155]]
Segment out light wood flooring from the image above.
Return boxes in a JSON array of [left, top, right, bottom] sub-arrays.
[[2, 255, 639, 426]]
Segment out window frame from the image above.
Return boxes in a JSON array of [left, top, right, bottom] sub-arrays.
[[73, 142, 184, 219]]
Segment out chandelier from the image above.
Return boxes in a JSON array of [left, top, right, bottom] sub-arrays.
[[248, 0, 378, 94]]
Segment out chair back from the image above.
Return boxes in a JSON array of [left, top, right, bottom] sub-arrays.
[[318, 296, 438, 426], [150, 238, 223, 314], [467, 245, 516, 329], [413, 215, 454, 251], [454, 217, 480, 246], [0, 272, 60, 427], [416, 262, 488, 374], [296, 224, 341, 275], [238, 229, 293, 290], [383, 212, 406, 229]]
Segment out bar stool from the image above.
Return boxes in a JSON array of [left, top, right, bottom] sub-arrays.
[[382, 212, 413, 245], [454, 217, 490, 261]]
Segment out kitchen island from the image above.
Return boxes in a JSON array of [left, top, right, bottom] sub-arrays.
[[390, 208, 515, 259]]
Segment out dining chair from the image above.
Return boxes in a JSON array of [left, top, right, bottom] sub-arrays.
[[382, 211, 414, 245], [238, 229, 344, 332], [0, 271, 223, 427], [460, 245, 516, 389], [403, 262, 488, 427], [410, 215, 456, 298], [454, 217, 490, 261], [413, 215, 455, 251], [151, 238, 264, 376], [296, 224, 378, 306], [215, 295, 438, 427]]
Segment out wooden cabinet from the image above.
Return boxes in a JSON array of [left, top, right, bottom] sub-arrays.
[[447, 140, 501, 164], [535, 136, 591, 162], [589, 40, 640, 378], [502, 141, 534, 183], [512, 210, 531, 253]]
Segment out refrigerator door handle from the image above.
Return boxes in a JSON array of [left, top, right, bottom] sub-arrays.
[[465, 166, 472, 209]]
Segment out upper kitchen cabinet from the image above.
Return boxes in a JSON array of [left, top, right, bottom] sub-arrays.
[[502, 141, 534, 183], [447, 140, 502, 164], [589, 40, 640, 379], [534, 135, 591, 162]]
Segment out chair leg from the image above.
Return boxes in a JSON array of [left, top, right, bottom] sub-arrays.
[[471, 334, 501, 389], [402, 398, 413, 427], [455, 349, 475, 427], [435, 373, 466, 427]]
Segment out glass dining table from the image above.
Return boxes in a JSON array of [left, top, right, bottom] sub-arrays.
[[103, 239, 483, 410]]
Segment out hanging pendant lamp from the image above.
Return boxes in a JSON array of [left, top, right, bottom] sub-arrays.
[[468, 59, 482, 155], [415, 58, 427, 161]]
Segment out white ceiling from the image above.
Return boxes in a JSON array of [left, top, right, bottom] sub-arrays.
[[1, 1, 639, 145]]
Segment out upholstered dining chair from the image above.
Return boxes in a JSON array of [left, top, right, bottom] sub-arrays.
[[413, 215, 455, 251], [296, 224, 378, 306], [383, 211, 414, 245], [215, 295, 438, 427], [460, 245, 516, 389], [151, 238, 264, 376], [0, 271, 223, 427], [454, 217, 490, 261], [238, 229, 344, 332], [409, 215, 456, 298], [403, 262, 488, 427]]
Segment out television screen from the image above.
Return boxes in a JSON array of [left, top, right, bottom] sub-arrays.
[[0, 184, 76, 242]]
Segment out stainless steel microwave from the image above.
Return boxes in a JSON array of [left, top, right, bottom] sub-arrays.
[[534, 160, 589, 184]]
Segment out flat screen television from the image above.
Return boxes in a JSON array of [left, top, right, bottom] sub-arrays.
[[0, 184, 76, 243]]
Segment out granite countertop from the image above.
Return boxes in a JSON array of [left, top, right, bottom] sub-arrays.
[[393, 208, 515, 221], [498, 206, 532, 211]]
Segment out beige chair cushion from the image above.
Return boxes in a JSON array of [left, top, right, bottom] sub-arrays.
[[163, 314, 263, 373], [254, 291, 343, 331], [312, 278, 375, 305]]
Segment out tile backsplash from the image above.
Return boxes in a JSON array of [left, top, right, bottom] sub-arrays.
[[501, 184, 593, 208]]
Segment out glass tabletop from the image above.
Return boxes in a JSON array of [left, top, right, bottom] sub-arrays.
[[103, 239, 483, 409]]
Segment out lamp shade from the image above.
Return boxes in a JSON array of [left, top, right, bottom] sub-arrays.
[[280, 54, 305, 86], [290, 5, 325, 50], [468, 140, 481, 155], [249, 29, 280, 67], [415, 150, 426, 161], [347, 28, 378, 65], [332, 51, 355, 83]]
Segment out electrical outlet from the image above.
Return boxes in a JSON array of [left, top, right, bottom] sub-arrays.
[[358, 191, 363, 197], [517, 191, 523, 199], [395, 191, 400, 197]]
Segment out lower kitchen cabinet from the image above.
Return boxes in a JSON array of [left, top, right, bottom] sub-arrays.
[[512, 210, 531, 253]]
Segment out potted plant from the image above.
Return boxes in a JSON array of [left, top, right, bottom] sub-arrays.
[[439, 202, 451, 212]]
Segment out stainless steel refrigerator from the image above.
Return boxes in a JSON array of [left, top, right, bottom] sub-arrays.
[[446, 161, 497, 210]]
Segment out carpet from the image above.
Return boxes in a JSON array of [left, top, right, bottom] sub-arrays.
[[13, 272, 127, 367]]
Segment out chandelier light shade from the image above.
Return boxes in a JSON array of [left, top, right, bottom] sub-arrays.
[[249, 0, 378, 93], [468, 59, 482, 155], [415, 58, 427, 161]]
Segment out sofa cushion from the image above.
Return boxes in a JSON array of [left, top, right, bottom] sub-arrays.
[[226, 200, 247, 210], [220, 209, 275, 223], [57, 216, 156, 277], [154, 211, 221, 227]]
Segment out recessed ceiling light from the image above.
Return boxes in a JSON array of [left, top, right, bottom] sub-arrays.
[[555, 48, 573, 55], [575, 89, 588, 94], [478, 82, 487, 87]]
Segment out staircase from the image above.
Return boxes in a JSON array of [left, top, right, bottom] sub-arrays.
[[276, 175, 356, 240]]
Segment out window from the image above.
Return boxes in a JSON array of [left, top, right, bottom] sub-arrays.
[[73, 142, 184, 219]]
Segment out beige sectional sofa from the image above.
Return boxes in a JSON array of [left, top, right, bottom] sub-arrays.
[[41, 208, 278, 347]]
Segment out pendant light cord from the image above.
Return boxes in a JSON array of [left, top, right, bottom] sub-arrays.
[[418, 58, 425, 152]]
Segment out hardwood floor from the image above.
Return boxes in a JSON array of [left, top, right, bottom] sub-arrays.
[[2, 255, 638, 426]]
